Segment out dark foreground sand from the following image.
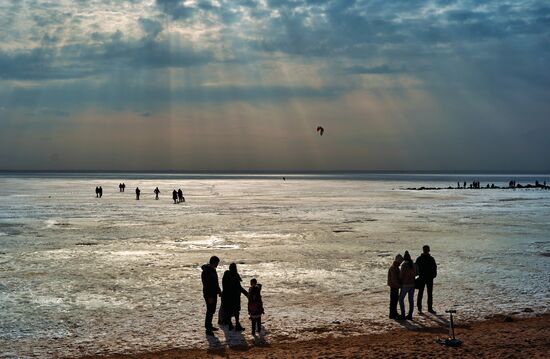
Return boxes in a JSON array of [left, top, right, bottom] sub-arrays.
[[80, 314, 549, 359]]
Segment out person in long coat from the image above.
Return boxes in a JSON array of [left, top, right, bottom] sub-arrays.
[[221, 263, 248, 331]]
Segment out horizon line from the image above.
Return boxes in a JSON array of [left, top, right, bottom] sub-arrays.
[[1, 169, 550, 175]]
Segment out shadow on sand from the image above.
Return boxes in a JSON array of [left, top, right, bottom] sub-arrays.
[[206, 332, 226, 356], [394, 313, 450, 334], [221, 324, 250, 351]]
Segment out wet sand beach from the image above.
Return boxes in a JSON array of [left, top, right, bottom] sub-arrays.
[[80, 313, 549, 359]]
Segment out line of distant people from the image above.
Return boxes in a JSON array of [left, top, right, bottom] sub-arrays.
[[388, 245, 437, 320], [456, 180, 548, 189], [201, 256, 264, 337], [96, 185, 186, 202]]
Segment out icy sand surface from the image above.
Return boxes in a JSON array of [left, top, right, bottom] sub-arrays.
[[0, 174, 549, 357]]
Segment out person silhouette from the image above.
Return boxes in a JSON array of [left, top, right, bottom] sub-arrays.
[[119, 183, 122, 192], [154, 187, 160, 200], [202, 256, 221, 335], [387, 254, 404, 319], [122, 183, 126, 192], [99, 186, 103, 198], [95, 186, 99, 198], [398, 251, 416, 320], [248, 278, 264, 336], [415, 245, 437, 314], [221, 263, 248, 331], [135, 187, 140, 200], [178, 188, 184, 203], [172, 190, 178, 204]]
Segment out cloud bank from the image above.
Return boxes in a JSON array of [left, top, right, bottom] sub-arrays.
[[0, 0, 549, 171]]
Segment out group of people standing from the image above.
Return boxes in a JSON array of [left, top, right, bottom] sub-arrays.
[[95, 185, 186, 202], [388, 245, 437, 320], [201, 256, 264, 336]]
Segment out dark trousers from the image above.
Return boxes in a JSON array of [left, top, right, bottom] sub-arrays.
[[251, 317, 262, 334], [204, 296, 217, 329], [416, 279, 433, 311], [389, 288, 399, 318]]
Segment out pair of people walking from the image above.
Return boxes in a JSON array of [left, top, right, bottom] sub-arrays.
[[172, 189, 185, 204], [388, 245, 437, 320], [201, 256, 264, 336]]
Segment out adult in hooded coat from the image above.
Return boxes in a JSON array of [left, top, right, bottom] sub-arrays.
[[221, 263, 248, 331]]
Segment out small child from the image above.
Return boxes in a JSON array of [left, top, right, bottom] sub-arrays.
[[248, 278, 264, 336]]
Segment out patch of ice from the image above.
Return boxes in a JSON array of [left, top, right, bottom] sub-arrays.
[[31, 296, 65, 306], [176, 236, 240, 250]]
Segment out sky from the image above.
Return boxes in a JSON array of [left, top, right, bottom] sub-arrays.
[[0, 0, 549, 171]]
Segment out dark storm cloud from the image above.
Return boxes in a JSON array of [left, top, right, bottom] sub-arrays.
[[0, 28, 214, 80]]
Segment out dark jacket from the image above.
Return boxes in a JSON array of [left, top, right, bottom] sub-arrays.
[[415, 253, 437, 280], [221, 270, 248, 314], [201, 264, 221, 298], [387, 262, 401, 289], [248, 284, 264, 317], [400, 261, 416, 287]]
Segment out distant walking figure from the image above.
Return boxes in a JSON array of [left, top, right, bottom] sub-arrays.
[[119, 183, 123, 192], [248, 278, 264, 336], [387, 254, 404, 319], [154, 187, 160, 200], [135, 187, 141, 200], [202, 256, 221, 335], [221, 263, 248, 331], [122, 183, 126, 192], [178, 188, 184, 203], [95, 186, 99, 198], [399, 251, 416, 320], [172, 190, 178, 204], [98, 186, 103, 198], [416, 245, 437, 314]]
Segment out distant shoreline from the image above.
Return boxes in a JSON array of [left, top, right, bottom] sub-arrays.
[[1, 170, 550, 175], [1, 171, 550, 183]]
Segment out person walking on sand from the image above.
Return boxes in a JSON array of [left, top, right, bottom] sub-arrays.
[[154, 187, 160, 200], [98, 186, 103, 198], [122, 183, 126, 192], [135, 187, 140, 200], [178, 188, 184, 203], [416, 245, 437, 314], [399, 251, 416, 320], [248, 278, 264, 336], [202, 256, 221, 335], [172, 190, 178, 204], [387, 254, 404, 319], [221, 263, 248, 331], [95, 186, 99, 198]]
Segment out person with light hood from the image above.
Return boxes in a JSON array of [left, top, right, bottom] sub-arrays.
[[387, 254, 404, 319]]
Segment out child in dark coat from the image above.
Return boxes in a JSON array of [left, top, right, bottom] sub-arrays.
[[248, 278, 264, 336]]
